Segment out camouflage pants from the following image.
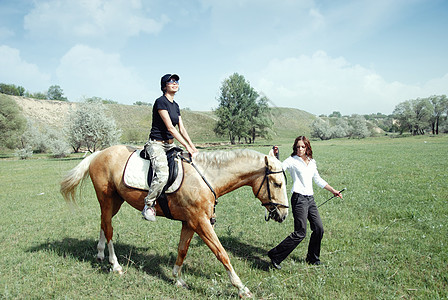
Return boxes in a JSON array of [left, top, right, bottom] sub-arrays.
[[144, 140, 176, 206]]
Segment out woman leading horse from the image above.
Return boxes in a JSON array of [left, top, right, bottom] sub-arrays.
[[60, 145, 288, 298]]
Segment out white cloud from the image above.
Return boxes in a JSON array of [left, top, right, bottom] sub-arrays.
[[0, 45, 51, 91], [56, 44, 154, 102], [254, 51, 440, 115], [24, 0, 169, 41]]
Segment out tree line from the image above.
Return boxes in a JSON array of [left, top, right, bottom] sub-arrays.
[[311, 95, 448, 140], [0, 83, 68, 101], [1, 78, 447, 158], [393, 95, 447, 135]]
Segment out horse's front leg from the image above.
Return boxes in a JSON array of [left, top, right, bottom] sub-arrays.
[[173, 221, 195, 288], [195, 219, 252, 298]]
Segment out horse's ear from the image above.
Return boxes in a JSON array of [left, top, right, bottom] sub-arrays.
[[268, 148, 275, 157], [264, 156, 269, 167]]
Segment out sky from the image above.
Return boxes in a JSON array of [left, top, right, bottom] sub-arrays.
[[1, 0, 447, 115]]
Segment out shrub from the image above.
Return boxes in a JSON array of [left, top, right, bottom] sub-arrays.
[[15, 146, 33, 159]]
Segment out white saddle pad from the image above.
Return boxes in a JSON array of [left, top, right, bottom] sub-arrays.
[[123, 150, 183, 194]]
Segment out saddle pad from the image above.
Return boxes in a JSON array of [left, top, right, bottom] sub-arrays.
[[123, 150, 183, 194]]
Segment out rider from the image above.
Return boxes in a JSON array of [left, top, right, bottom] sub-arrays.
[[142, 74, 199, 221]]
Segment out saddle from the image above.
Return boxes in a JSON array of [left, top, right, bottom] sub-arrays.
[[123, 147, 184, 219], [139, 146, 184, 192]]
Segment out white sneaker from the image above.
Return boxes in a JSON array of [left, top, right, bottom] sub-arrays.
[[142, 204, 156, 221]]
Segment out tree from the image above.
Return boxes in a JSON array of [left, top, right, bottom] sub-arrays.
[[25, 91, 47, 100], [429, 95, 448, 134], [331, 118, 350, 138], [85, 96, 117, 104], [65, 102, 121, 152], [47, 85, 68, 101], [0, 95, 27, 149], [329, 111, 342, 118], [393, 97, 436, 135], [349, 114, 370, 139], [248, 95, 272, 143], [214, 73, 272, 144], [133, 101, 152, 106], [20, 118, 69, 156], [393, 101, 414, 134], [0, 83, 25, 96], [311, 118, 332, 140]]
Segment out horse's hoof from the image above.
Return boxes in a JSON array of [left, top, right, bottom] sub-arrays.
[[175, 279, 189, 289], [109, 266, 123, 275], [238, 287, 253, 298]]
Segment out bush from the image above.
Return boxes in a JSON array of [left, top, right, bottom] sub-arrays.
[[311, 118, 332, 140], [15, 146, 33, 159], [47, 140, 70, 158], [0, 95, 27, 149]]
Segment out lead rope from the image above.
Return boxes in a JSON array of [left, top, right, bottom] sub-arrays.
[[179, 154, 218, 225]]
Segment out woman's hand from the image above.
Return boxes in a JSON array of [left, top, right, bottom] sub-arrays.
[[186, 145, 199, 158], [331, 188, 343, 199], [325, 185, 343, 199]]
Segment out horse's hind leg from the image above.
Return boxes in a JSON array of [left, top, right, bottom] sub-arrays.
[[97, 192, 124, 274], [173, 222, 195, 288]]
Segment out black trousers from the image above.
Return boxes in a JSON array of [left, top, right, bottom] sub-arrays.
[[268, 192, 324, 264]]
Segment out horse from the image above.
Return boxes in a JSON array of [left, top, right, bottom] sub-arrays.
[[60, 145, 289, 298]]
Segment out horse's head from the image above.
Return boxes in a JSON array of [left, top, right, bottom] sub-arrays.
[[253, 154, 289, 223]]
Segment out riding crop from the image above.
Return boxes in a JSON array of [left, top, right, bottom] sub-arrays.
[[318, 188, 346, 208]]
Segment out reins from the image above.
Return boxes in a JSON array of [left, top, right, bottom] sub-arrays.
[[178, 154, 217, 200], [179, 153, 218, 225]]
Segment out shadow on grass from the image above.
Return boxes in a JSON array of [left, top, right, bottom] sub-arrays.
[[26, 235, 279, 297], [26, 237, 216, 288], [219, 235, 274, 271]]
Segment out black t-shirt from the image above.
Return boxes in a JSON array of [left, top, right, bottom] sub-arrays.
[[149, 95, 180, 140]]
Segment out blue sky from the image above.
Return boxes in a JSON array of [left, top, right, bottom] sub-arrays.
[[1, 0, 447, 115]]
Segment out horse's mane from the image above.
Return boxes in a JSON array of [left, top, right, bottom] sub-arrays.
[[194, 149, 263, 169]]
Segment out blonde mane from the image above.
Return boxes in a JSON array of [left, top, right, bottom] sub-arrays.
[[194, 149, 264, 169]]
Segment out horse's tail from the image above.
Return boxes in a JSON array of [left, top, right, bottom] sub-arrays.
[[60, 151, 101, 203]]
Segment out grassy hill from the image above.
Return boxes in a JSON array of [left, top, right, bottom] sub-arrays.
[[10, 95, 316, 145]]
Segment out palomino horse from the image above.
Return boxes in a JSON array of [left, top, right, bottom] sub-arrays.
[[60, 145, 288, 298]]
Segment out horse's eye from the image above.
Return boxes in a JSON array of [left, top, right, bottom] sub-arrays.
[[273, 182, 282, 188]]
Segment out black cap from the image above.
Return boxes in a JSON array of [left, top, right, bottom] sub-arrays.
[[160, 74, 180, 92]]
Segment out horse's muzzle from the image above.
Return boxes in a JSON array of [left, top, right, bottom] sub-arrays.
[[267, 207, 288, 223]]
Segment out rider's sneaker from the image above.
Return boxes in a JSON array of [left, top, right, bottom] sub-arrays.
[[142, 204, 156, 221]]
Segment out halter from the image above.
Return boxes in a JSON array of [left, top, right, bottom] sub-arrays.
[[255, 165, 289, 221]]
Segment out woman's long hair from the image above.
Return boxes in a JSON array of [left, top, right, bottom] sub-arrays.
[[291, 136, 313, 159]]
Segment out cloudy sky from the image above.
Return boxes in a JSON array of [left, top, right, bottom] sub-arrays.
[[1, 0, 447, 115]]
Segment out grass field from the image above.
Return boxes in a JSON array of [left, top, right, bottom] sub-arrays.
[[0, 136, 447, 299]]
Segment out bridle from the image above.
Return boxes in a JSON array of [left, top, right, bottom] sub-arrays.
[[255, 164, 289, 221]]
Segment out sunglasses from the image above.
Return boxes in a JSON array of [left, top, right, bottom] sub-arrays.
[[167, 79, 179, 84]]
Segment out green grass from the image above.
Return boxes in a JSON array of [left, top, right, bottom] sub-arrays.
[[1, 136, 447, 299]]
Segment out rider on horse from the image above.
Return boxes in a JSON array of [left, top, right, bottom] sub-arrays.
[[142, 74, 199, 221]]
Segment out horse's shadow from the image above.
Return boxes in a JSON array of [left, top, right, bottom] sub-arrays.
[[219, 235, 305, 268], [27, 234, 276, 274], [27, 237, 218, 286], [218, 235, 273, 271]]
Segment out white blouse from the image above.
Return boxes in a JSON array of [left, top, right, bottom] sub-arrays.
[[282, 155, 327, 196]]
